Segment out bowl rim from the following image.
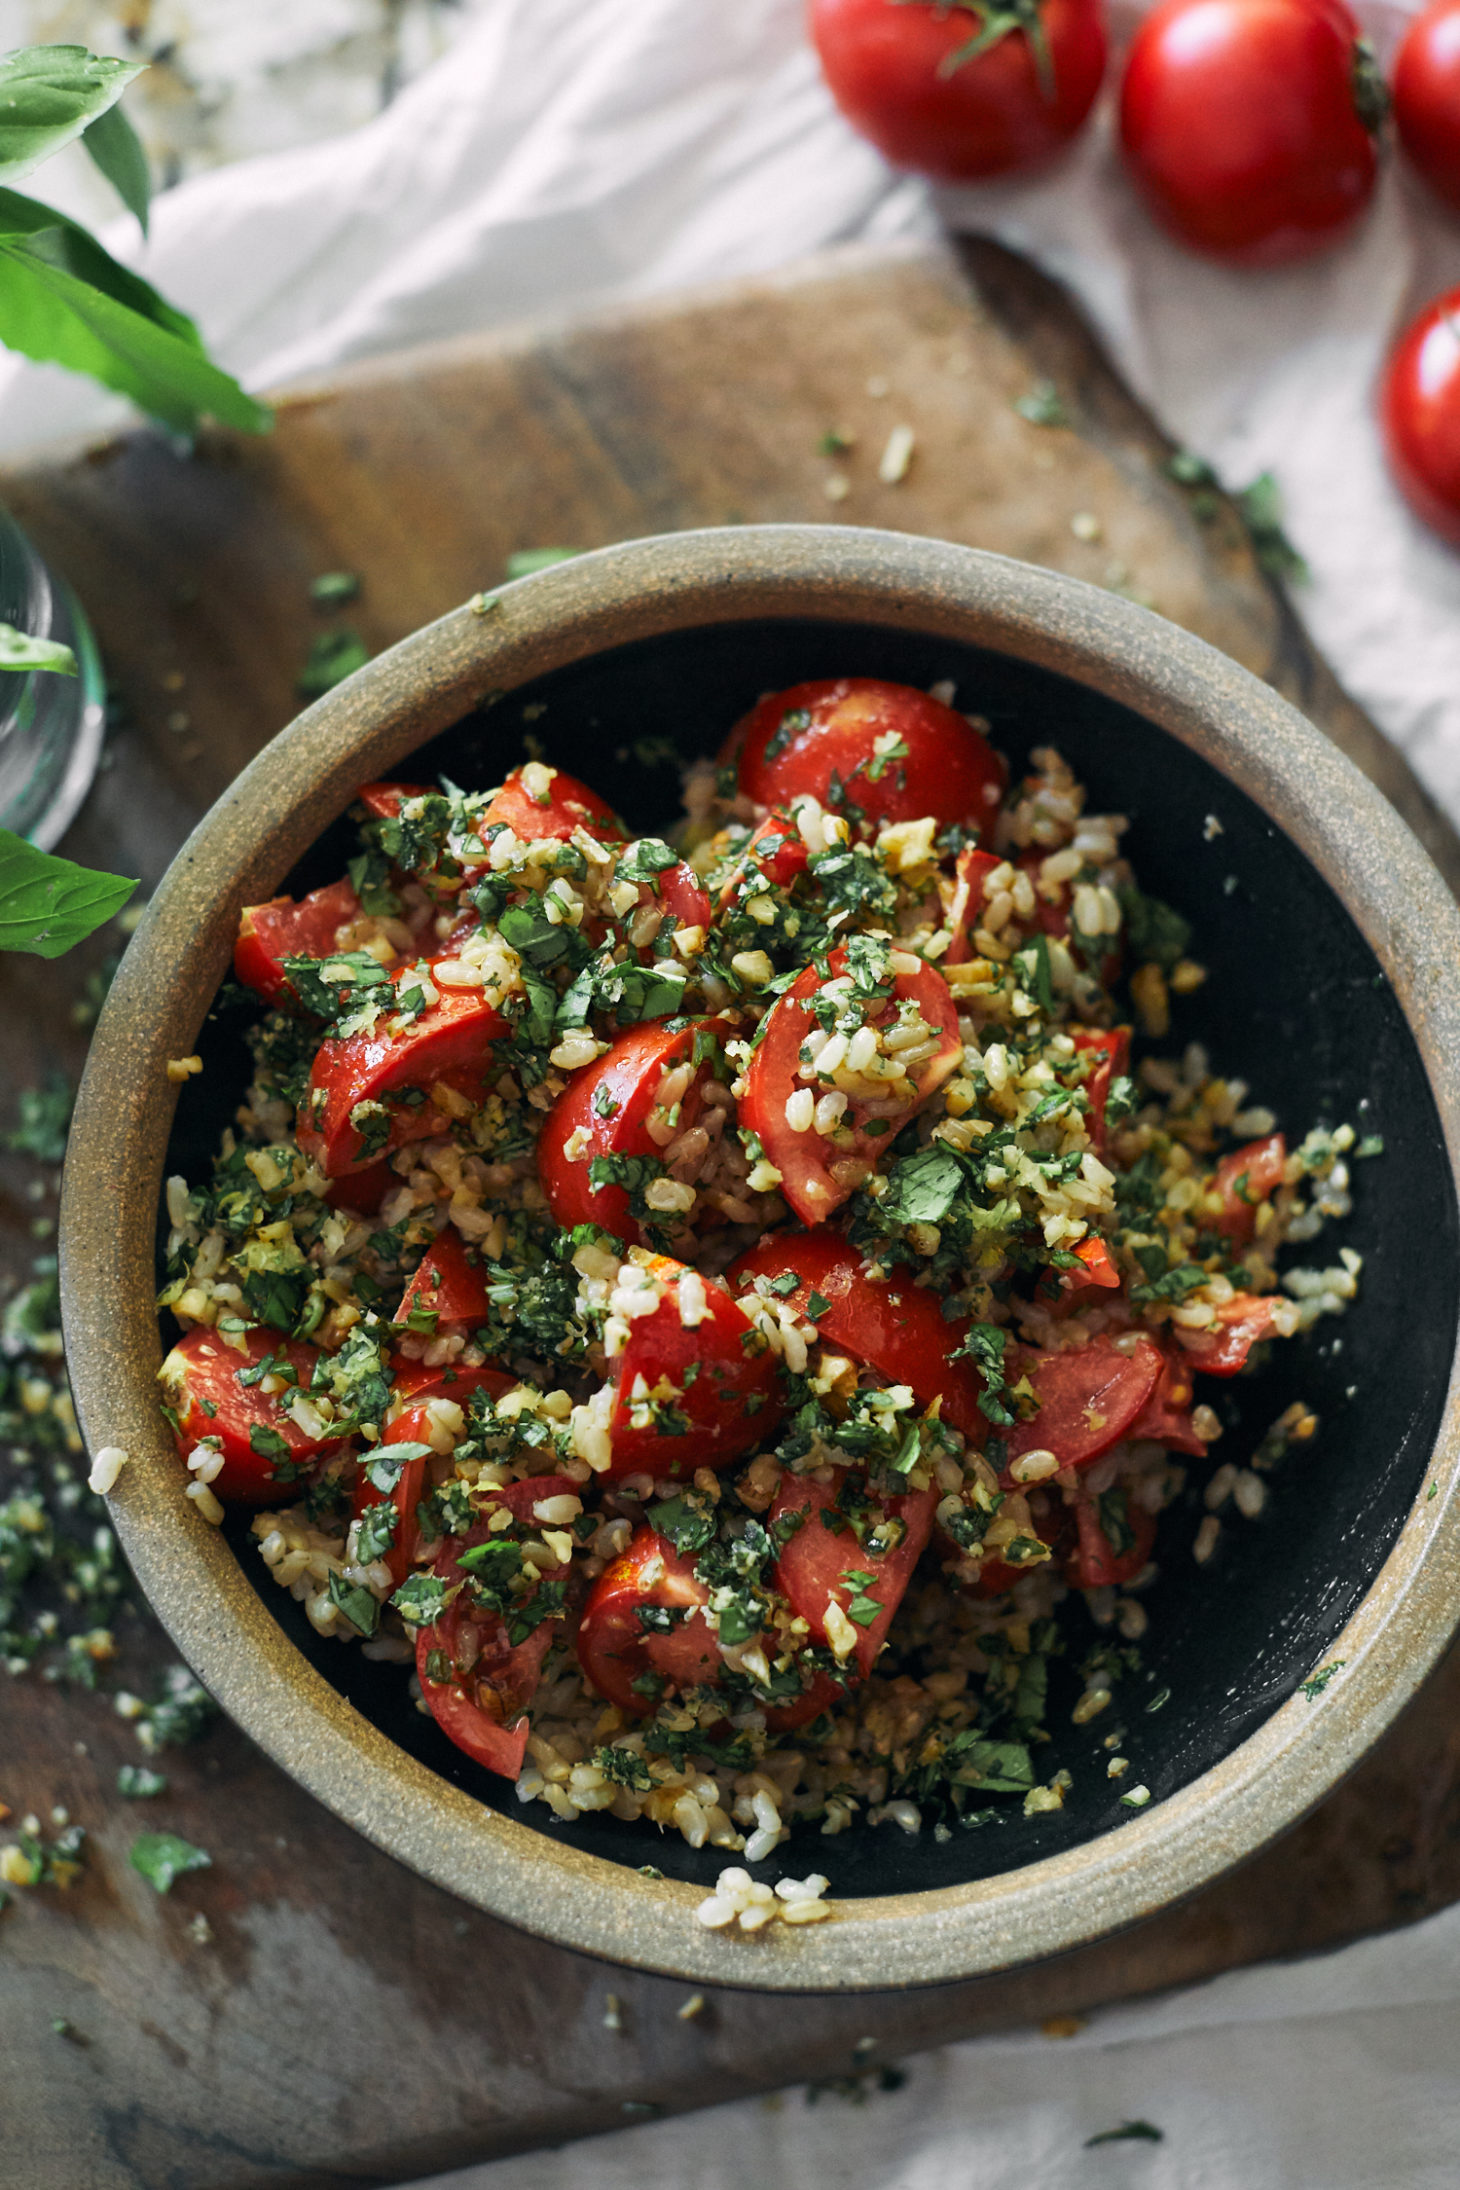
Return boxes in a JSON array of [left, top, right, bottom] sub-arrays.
[[60, 523, 1460, 1992]]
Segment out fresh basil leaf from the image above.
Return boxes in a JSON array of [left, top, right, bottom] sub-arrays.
[[0, 189, 269, 435], [326, 1569, 380, 1638], [0, 47, 143, 184], [0, 827, 136, 958], [129, 1830, 211, 1894], [0, 621, 75, 674], [82, 98, 149, 233]]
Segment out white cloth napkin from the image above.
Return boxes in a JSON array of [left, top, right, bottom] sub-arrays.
[[5, 4, 1458, 2180]]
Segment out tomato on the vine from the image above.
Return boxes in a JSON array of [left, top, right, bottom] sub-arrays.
[[1119, 0, 1383, 264], [1382, 288, 1460, 549], [1394, 0, 1460, 215], [809, 0, 1108, 183]]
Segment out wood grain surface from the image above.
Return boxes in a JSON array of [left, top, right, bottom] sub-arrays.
[[3, 235, 1459, 2190]]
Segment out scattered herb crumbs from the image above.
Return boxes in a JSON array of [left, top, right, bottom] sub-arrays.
[[1014, 378, 1067, 427], [1429, 1482, 1440, 1501], [505, 548, 583, 579], [297, 629, 370, 699], [309, 571, 360, 606], [1086, 2120, 1165, 2147], [129, 1831, 211, 1894], [1356, 1134, 1385, 1158], [817, 428, 854, 455], [117, 1765, 168, 1799], [806, 2064, 908, 2105], [1301, 1660, 1345, 1700], [1237, 471, 1309, 584], [1144, 1687, 1171, 1714], [5, 1071, 73, 1164]]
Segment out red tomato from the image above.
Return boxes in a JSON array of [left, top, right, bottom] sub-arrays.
[[628, 858, 712, 962], [769, 1471, 938, 1678], [159, 1325, 341, 1505], [739, 944, 962, 1226], [352, 1411, 435, 1588], [1002, 1334, 1164, 1480], [324, 1157, 396, 1216], [386, 1359, 514, 1417], [416, 1529, 566, 1780], [357, 781, 432, 821], [483, 765, 622, 847], [1059, 1235, 1122, 1301], [600, 1255, 783, 1480], [1119, 0, 1381, 264], [945, 846, 1002, 966], [576, 1527, 721, 1711], [1127, 1344, 1210, 1455], [1072, 1025, 1130, 1154], [763, 1666, 856, 1734], [1211, 1131, 1287, 1247], [296, 971, 506, 1177], [1383, 289, 1460, 548], [730, 1229, 988, 1443], [1065, 1488, 1158, 1590], [724, 679, 1005, 834], [810, 0, 1107, 182], [396, 1225, 490, 1332], [955, 1493, 1068, 1597], [536, 1018, 726, 1247], [715, 811, 810, 913], [1175, 1292, 1286, 1375], [234, 878, 362, 1004], [1016, 857, 1123, 988], [1395, 0, 1460, 214]]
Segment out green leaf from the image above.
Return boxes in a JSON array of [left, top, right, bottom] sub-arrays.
[[504, 547, 582, 578], [0, 189, 269, 435], [83, 99, 150, 233], [0, 620, 75, 674], [116, 1764, 167, 1799], [129, 1830, 211, 1894], [297, 628, 369, 698], [0, 47, 144, 185], [0, 827, 136, 957]]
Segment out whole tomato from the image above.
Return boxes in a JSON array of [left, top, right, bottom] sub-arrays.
[[809, 0, 1108, 182], [1382, 288, 1460, 547], [1394, 0, 1460, 214], [1118, 0, 1384, 264]]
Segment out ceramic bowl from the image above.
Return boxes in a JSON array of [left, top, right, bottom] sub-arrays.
[[59, 526, 1460, 1989]]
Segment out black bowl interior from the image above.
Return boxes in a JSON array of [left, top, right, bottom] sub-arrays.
[[163, 616, 1459, 1900]]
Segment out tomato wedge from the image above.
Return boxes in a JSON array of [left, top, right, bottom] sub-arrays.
[[740, 944, 961, 1226], [763, 1665, 855, 1734], [1072, 1026, 1131, 1154], [159, 1325, 342, 1505], [725, 678, 1005, 834], [537, 1017, 726, 1246], [1058, 1235, 1122, 1301], [234, 878, 363, 1004], [1066, 1489, 1158, 1591], [729, 1229, 987, 1443], [1211, 1132, 1287, 1247], [296, 972, 506, 1176], [576, 1526, 720, 1711], [945, 846, 1002, 965], [1001, 1334, 1165, 1481], [415, 1526, 566, 1780], [601, 1254, 783, 1480], [483, 764, 622, 846], [386, 1360, 514, 1417], [324, 1157, 396, 1216], [1175, 1292, 1286, 1375], [627, 857, 712, 961], [396, 1225, 490, 1333], [1126, 1345, 1209, 1455], [769, 1470, 938, 1678], [715, 810, 810, 912], [357, 781, 432, 822], [352, 1413, 436, 1588]]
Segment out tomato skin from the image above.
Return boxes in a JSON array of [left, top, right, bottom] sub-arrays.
[[352, 1406, 434, 1588], [159, 1325, 342, 1505], [1119, 0, 1379, 264], [1395, 1, 1460, 215], [576, 1527, 720, 1711], [296, 971, 507, 1177], [396, 1225, 490, 1332], [1072, 1026, 1130, 1155], [1002, 1334, 1165, 1480], [740, 945, 962, 1226], [769, 1471, 938, 1678], [386, 1359, 513, 1418], [484, 765, 621, 847], [1211, 1131, 1287, 1247], [1383, 290, 1460, 549], [716, 811, 810, 913], [810, 0, 1107, 182], [946, 847, 1002, 966], [536, 1018, 725, 1247], [416, 1527, 566, 1780], [1059, 1235, 1122, 1301], [1174, 1291, 1285, 1375], [357, 781, 433, 822], [1066, 1489, 1158, 1589], [324, 1157, 396, 1216], [729, 1230, 988, 1443], [724, 679, 1005, 834], [1127, 1344, 1210, 1455], [234, 878, 363, 1004], [602, 1255, 783, 1480]]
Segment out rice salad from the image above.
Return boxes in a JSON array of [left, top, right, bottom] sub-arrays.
[[154, 675, 1366, 1871]]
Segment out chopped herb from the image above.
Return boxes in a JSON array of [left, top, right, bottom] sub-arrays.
[[1301, 1659, 1345, 1700], [297, 628, 370, 698], [1014, 378, 1067, 427], [1086, 2121, 1165, 2147], [309, 570, 360, 605], [505, 547, 583, 578], [326, 1570, 380, 1638], [130, 1832, 211, 1894], [1356, 1134, 1384, 1158], [117, 1765, 168, 1799], [1117, 886, 1191, 973]]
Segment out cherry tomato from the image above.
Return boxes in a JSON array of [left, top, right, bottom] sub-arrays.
[[596, 1254, 783, 1480], [352, 1411, 436, 1588], [1058, 1234, 1122, 1301], [356, 781, 432, 821], [769, 1470, 938, 1678], [1383, 288, 1460, 549], [1119, 0, 1381, 264], [295, 970, 507, 1177], [1065, 1487, 1158, 1589], [536, 1018, 727, 1247], [740, 944, 962, 1226], [1210, 1131, 1287, 1247], [1394, 0, 1460, 215], [724, 679, 1005, 835], [1127, 1344, 1210, 1455], [159, 1325, 342, 1504], [1072, 1025, 1130, 1154], [386, 1359, 514, 1418], [396, 1225, 490, 1333], [576, 1527, 721, 1711], [809, 0, 1107, 183], [415, 1527, 566, 1780], [483, 764, 622, 847], [1174, 1291, 1286, 1375], [730, 1229, 988, 1443], [1002, 1333, 1165, 1480], [234, 878, 363, 1004], [945, 846, 1002, 966], [715, 811, 810, 914]]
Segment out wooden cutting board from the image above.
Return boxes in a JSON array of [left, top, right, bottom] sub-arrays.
[[4, 235, 1460, 2190]]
